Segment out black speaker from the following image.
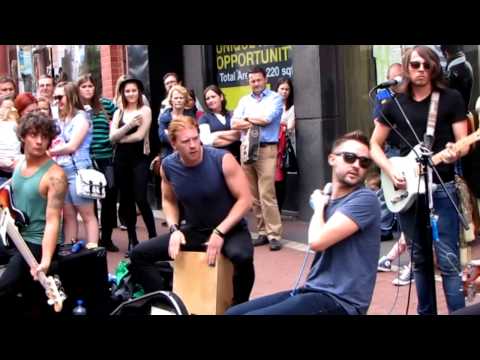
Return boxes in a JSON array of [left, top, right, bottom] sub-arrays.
[[53, 245, 112, 316]]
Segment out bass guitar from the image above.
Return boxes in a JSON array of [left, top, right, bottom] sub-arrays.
[[381, 128, 480, 213], [0, 184, 66, 312]]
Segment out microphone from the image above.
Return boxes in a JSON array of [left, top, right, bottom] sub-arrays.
[[309, 182, 332, 210], [323, 182, 333, 196], [375, 76, 403, 89]]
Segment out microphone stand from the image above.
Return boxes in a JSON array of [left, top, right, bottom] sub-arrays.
[[370, 86, 469, 315]]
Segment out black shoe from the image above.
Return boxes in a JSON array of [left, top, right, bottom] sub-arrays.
[[105, 243, 119, 252], [269, 239, 282, 251], [253, 235, 269, 247]]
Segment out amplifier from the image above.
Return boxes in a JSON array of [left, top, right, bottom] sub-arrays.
[[53, 245, 112, 316]]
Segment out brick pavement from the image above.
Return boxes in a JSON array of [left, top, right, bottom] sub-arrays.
[[81, 210, 480, 315]]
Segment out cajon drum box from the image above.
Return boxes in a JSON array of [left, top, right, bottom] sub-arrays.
[[173, 251, 233, 315]]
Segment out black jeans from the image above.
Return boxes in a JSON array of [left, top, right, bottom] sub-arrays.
[[130, 224, 255, 304], [93, 158, 118, 245], [0, 241, 56, 315], [114, 156, 157, 243]]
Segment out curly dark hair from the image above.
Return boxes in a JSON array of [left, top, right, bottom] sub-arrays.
[[17, 111, 60, 148]]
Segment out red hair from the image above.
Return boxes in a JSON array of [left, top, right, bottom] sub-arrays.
[[14, 92, 38, 116]]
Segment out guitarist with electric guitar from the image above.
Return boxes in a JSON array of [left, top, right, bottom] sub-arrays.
[[370, 46, 470, 315], [0, 111, 68, 315]]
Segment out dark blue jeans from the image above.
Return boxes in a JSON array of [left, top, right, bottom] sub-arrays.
[[225, 288, 348, 315], [399, 181, 465, 314]]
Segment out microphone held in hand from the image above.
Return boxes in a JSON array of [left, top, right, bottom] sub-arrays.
[[309, 182, 332, 210], [323, 182, 333, 196]]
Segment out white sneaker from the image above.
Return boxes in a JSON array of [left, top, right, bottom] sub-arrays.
[[392, 265, 414, 286]]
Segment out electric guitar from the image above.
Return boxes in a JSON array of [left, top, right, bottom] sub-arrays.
[[463, 260, 480, 303], [382, 128, 480, 213], [0, 185, 66, 312]]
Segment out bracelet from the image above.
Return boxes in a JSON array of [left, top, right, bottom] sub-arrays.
[[213, 227, 226, 239]]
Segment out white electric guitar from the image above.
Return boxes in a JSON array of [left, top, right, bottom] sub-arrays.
[[0, 185, 66, 312], [382, 128, 480, 213]]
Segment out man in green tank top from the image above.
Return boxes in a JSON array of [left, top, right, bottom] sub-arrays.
[[0, 112, 67, 314]]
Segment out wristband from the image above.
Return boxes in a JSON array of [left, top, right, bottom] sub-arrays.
[[169, 224, 180, 234], [213, 227, 226, 239]]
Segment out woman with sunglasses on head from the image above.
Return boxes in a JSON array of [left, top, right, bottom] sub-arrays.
[[157, 85, 196, 162], [77, 73, 119, 252], [151, 85, 196, 181], [48, 81, 99, 247], [198, 85, 240, 161], [110, 76, 157, 252]]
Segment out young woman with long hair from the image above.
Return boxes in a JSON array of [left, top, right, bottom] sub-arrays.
[[77, 73, 119, 252], [274, 77, 296, 210], [110, 76, 157, 252], [49, 81, 99, 246]]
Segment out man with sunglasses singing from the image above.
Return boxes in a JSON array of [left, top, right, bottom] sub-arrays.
[[370, 45, 469, 314], [226, 131, 380, 315]]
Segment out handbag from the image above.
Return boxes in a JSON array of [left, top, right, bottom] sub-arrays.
[[71, 156, 107, 200], [283, 137, 299, 174], [241, 124, 261, 165]]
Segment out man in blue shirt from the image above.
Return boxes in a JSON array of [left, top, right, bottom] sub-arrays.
[[232, 66, 284, 251], [226, 131, 380, 315]]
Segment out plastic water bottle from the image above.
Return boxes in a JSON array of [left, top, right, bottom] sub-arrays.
[[72, 299, 87, 316], [71, 240, 86, 253]]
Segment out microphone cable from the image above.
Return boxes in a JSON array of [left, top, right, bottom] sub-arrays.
[[290, 184, 331, 297], [290, 246, 313, 297]]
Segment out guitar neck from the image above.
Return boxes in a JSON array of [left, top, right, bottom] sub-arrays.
[[6, 222, 49, 289], [432, 130, 480, 166]]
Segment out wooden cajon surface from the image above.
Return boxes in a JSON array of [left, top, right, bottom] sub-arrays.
[[173, 251, 233, 315]]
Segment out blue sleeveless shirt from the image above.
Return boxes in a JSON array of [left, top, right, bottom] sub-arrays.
[[162, 146, 246, 230]]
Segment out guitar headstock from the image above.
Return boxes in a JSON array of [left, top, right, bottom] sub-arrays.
[[45, 275, 67, 312]]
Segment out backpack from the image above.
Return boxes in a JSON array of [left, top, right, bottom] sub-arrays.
[[110, 260, 173, 306], [110, 290, 189, 315]]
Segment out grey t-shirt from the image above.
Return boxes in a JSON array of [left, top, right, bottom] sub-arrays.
[[304, 187, 381, 315]]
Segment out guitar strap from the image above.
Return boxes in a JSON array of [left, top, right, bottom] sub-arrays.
[[425, 91, 440, 150]]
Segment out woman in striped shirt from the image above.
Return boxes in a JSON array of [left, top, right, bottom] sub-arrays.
[[77, 74, 119, 252]]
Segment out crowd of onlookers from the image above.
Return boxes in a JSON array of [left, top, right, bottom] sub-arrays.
[[0, 69, 296, 255]]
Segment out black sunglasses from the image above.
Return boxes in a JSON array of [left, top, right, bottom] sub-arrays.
[[334, 152, 372, 169], [53, 95, 64, 101], [409, 61, 431, 70]]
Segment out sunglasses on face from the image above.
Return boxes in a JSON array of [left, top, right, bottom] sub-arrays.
[[53, 95, 64, 101], [409, 61, 431, 70], [334, 152, 372, 169]]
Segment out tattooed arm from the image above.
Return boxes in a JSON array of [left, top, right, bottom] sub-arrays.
[[31, 165, 67, 279]]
